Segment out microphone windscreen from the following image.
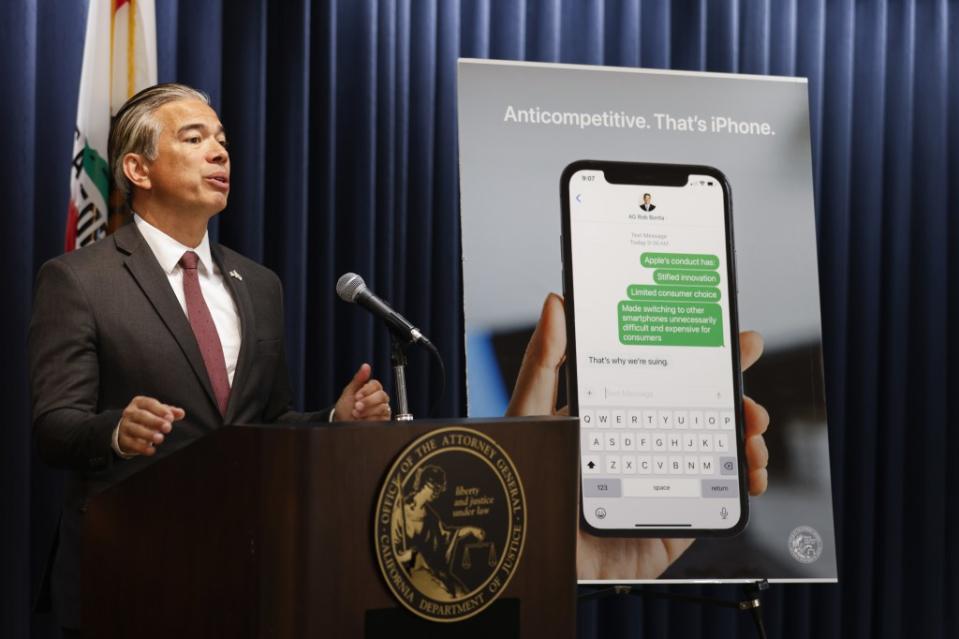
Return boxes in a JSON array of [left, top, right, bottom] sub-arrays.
[[336, 272, 366, 303]]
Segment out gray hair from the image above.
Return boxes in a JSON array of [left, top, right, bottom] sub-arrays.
[[108, 83, 210, 196]]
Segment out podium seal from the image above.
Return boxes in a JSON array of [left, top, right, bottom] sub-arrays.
[[374, 427, 527, 622]]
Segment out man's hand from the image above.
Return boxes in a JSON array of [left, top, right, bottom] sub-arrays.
[[333, 363, 392, 422], [117, 396, 186, 456], [507, 293, 771, 579]]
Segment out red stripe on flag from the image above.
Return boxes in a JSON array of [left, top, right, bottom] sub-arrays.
[[64, 199, 79, 252], [114, 0, 131, 11]]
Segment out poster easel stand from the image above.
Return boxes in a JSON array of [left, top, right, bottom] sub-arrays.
[[578, 580, 769, 639]]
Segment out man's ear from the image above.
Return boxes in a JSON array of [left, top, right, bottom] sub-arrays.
[[122, 153, 151, 191]]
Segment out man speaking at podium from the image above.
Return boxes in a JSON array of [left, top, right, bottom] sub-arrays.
[[28, 83, 391, 634]]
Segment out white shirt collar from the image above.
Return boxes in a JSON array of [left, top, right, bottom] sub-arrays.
[[133, 213, 215, 275]]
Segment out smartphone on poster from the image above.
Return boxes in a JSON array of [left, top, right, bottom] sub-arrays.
[[560, 160, 749, 537]]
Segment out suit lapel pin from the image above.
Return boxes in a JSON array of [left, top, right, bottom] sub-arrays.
[[229, 269, 243, 281]]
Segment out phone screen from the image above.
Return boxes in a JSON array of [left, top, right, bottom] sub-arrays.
[[563, 163, 746, 535]]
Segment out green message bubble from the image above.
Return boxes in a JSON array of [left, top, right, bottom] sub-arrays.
[[652, 269, 720, 287], [641, 252, 720, 270], [618, 300, 724, 347], [627, 284, 721, 302]]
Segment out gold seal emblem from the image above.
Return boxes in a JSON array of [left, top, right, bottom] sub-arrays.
[[374, 427, 527, 622]]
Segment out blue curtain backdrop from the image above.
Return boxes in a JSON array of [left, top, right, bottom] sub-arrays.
[[1, 1, 956, 637]]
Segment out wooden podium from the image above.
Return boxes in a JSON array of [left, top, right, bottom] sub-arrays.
[[81, 417, 578, 638]]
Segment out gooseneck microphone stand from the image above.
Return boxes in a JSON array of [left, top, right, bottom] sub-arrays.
[[388, 333, 447, 422], [390, 335, 414, 421]]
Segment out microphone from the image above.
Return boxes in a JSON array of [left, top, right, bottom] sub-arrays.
[[336, 273, 430, 345]]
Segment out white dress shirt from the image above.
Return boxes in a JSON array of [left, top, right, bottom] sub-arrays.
[[133, 214, 242, 382]]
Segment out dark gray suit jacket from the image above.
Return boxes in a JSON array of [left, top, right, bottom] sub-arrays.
[[28, 221, 329, 628]]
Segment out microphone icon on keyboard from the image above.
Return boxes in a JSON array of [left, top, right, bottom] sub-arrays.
[[720, 507, 729, 520]]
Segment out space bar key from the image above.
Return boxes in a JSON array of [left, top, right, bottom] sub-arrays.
[[622, 478, 700, 497]]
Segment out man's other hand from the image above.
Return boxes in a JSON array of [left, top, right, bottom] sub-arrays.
[[117, 396, 186, 456], [334, 363, 392, 421]]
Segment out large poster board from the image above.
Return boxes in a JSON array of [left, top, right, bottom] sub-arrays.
[[458, 59, 837, 582]]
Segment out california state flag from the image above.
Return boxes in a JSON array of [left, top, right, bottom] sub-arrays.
[[66, 0, 157, 251]]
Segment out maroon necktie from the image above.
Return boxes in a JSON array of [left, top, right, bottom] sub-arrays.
[[179, 251, 230, 416]]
